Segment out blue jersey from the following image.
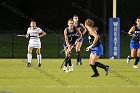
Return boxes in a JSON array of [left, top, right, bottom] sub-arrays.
[[65, 26, 77, 44], [74, 22, 84, 42], [88, 32, 101, 46], [130, 26, 140, 49], [88, 32, 103, 56], [131, 26, 140, 41]]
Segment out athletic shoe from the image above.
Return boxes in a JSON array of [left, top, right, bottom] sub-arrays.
[[133, 65, 138, 69], [79, 60, 82, 65], [63, 66, 67, 71], [27, 62, 31, 67], [38, 63, 42, 67], [76, 62, 79, 65], [105, 65, 110, 75], [91, 74, 100, 77], [69, 64, 73, 72], [126, 56, 130, 64], [76, 61, 82, 65]]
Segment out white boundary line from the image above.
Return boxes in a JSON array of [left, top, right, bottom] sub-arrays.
[[0, 85, 139, 88]]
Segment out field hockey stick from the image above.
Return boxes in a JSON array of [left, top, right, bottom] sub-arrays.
[[60, 58, 67, 69], [16, 35, 40, 38], [16, 35, 26, 37], [60, 44, 76, 69]]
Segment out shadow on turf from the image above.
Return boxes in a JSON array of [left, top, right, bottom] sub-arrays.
[[0, 91, 14, 93], [19, 59, 68, 86], [110, 70, 138, 86]]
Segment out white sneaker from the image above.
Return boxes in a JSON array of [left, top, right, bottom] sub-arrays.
[[133, 65, 138, 69], [63, 66, 67, 71], [126, 56, 130, 64], [69, 64, 73, 72]]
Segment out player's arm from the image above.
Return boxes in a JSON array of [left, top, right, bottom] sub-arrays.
[[80, 23, 87, 35], [75, 27, 82, 43], [64, 29, 71, 51], [39, 30, 46, 38], [25, 28, 30, 38], [128, 26, 136, 37], [86, 28, 98, 51]]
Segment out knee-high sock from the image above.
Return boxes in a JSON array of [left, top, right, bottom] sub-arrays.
[[68, 57, 72, 66], [134, 57, 140, 65], [95, 62, 106, 70], [37, 54, 42, 64], [27, 54, 32, 63], [77, 51, 81, 62], [90, 64, 99, 74], [64, 57, 69, 66], [127, 55, 132, 60]]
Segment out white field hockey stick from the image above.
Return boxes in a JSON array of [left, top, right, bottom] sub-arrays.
[[16, 35, 37, 37], [17, 35, 26, 37]]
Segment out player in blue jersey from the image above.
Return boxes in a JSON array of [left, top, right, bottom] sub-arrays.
[[127, 17, 140, 68], [73, 15, 86, 65], [63, 18, 82, 72], [85, 19, 109, 77]]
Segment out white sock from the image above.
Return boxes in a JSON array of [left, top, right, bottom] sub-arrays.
[[37, 54, 42, 64], [27, 54, 32, 63]]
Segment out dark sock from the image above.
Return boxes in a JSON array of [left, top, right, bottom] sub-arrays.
[[68, 57, 72, 66], [90, 64, 99, 74], [64, 57, 68, 66], [128, 55, 132, 60], [77, 51, 81, 62], [95, 62, 106, 70], [134, 57, 139, 65]]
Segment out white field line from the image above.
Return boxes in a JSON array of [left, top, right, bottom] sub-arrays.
[[0, 85, 139, 88]]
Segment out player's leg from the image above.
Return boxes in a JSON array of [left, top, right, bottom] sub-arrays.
[[133, 48, 140, 68], [76, 38, 83, 65], [63, 48, 68, 71], [89, 53, 100, 77], [127, 40, 137, 64], [76, 42, 82, 65], [67, 45, 73, 72], [127, 49, 136, 64], [27, 46, 33, 67], [36, 48, 42, 67]]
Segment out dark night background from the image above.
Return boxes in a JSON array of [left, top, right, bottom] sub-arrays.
[[0, 0, 140, 34], [0, 0, 140, 58]]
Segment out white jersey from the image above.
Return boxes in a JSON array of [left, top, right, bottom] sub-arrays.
[[27, 27, 42, 48]]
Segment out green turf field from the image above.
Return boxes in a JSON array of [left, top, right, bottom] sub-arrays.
[[0, 58, 139, 93]]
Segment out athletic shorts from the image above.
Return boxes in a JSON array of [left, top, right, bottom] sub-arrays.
[[130, 39, 140, 50], [63, 43, 75, 49], [78, 37, 84, 42], [91, 44, 103, 56], [28, 38, 41, 48]]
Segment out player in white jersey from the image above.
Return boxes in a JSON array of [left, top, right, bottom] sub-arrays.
[[25, 20, 46, 67]]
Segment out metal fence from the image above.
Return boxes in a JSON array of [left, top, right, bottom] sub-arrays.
[[0, 30, 131, 58]]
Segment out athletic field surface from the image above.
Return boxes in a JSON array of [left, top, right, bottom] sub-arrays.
[[0, 58, 139, 93]]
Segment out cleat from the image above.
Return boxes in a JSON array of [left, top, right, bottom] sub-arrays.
[[69, 64, 73, 72], [27, 62, 31, 67], [105, 65, 110, 75], [133, 65, 138, 69], [76, 61, 82, 65], [63, 66, 67, 71], [79, 60, 82, 65], [76, 62, 79, 65], [126, 56, 131, 64], [38, 63, 42, 67], [91, 74, 100, 77]]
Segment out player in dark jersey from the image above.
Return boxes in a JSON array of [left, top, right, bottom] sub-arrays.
[[127, 17, 140, 68], [85, 19, 109, 77], [73, 15, 86, 65], [63, 18, 82, 72]]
